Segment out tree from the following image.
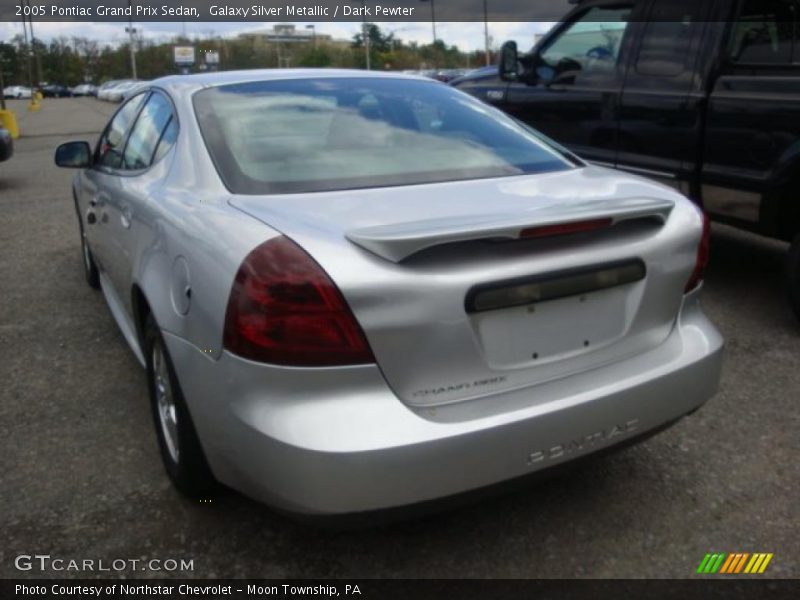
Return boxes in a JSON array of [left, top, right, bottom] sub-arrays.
[[0, 42, 19, 85], [0, 29, 478, 86], [351, 24, 395, 54], [298, 47, 332, 68]]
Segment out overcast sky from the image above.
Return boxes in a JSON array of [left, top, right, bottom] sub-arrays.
[[0, 20, 554, 52]]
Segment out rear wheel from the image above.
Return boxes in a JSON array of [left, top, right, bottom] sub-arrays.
[[144, 314, 217, 497], [788, 234, 800, 322]]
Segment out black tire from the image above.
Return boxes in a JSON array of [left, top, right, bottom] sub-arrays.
[[788, 234, 800, 322], [79, 224, 100, 289], [144, 314, 217, 497]]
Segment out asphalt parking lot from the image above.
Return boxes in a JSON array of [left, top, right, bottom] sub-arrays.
[[1, 98, 798, 579]]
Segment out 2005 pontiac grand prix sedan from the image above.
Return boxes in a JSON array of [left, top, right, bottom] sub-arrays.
[[55, 69, 723, 516]]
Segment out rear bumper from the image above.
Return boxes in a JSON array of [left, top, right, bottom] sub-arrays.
[[164, 293, 723, 515]]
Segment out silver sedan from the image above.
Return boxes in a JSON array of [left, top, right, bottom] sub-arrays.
[[55, 69, 723, 516]]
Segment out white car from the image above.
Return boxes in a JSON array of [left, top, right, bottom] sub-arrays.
[[71, 84, 98, 97], [97, 80, 126, 101], [106, 81, 141, 103], [3, 85, 33, 99]]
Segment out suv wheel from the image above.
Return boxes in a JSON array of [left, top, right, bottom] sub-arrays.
[[144, 314, 217, 497]]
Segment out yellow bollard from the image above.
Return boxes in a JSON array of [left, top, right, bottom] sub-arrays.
[[27, 97, 41, 112], [0, 109, 19, 138]]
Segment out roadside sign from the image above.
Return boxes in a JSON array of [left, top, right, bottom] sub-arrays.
[[173, 46, 195, 65]]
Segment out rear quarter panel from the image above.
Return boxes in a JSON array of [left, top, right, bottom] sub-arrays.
[[129, 87, 278, 362]]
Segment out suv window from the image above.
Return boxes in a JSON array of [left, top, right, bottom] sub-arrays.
[[635, 0, 705, 77], [95, 93, 146, 169], [122, 92, 175, 170], [539, 6, 632, 82], [729, 0, 797, 64]]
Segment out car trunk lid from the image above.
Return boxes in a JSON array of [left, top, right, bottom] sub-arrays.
[[229, 166, 696, 407]]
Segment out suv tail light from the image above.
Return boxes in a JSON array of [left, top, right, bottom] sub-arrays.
[[223, 236, 375, 366], [684, 212, 711, 293]]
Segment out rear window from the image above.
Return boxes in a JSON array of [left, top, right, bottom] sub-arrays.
[[193, 78, 574, 194], [729, 0, 797, 64]]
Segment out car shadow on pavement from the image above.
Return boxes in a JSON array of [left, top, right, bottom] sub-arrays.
[[0, 176, 25, 193], [705, 223, 797, 331]]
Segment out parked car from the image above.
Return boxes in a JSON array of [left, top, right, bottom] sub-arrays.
[[0, 126, 12, 162], [97, 80, 126, 101], [106, 80, 142, 103], [42, 84, 73, 98], [434, 69, 471, 83], [452, 0, 800, 320], [121, 80, 150, 102], [448, 65, 496, 87], [54, 70, 722, 516], [3, 85, 32, 99], [71, 84, 98, 97]]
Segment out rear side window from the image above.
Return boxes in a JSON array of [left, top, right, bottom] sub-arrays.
[[729, 0, 797, 64], [153, 118, 178, 164], [95, 93, 146, 168], [635, 0, 705, 76], [122, 92, 175, 170]]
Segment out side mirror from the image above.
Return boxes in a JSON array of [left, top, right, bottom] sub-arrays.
[[55, 141, 92, 168], [498, 40, 519, 81]]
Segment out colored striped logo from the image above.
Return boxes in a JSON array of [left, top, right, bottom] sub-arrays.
[[696, 553, 773, 574]]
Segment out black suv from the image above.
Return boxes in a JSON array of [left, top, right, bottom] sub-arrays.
[[452, 0, 800, 319]]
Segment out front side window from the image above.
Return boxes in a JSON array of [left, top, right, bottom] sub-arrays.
[[95, 93, 146, 169], [636, 0, 705, 77], [122, 92, 175, 170], [729, 0, 797, 64], [193, 78, 574, 194], [539, 6, 633, 82]]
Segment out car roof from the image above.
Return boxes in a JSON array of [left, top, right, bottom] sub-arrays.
[[149, 68, 434, 95]]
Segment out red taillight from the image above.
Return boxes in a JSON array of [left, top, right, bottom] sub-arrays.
[[223, 236, 375, 366], [520, 218, 613, 239], [684, 212, 711, 293]]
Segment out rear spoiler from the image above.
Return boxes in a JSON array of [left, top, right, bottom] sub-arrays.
[[346, 197, 673, 263]]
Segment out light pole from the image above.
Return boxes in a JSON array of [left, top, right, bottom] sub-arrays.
[[305, 24, 317, 49], [420, 0, 437, 43], [360, 1, 371, 70], [20, 1, 34, 90], [23, 0, 42, 88], [483, 0, 491, 66], [0, 60, 6, 110], [22, 4, 33, 93], [125, 1, 138, 79]]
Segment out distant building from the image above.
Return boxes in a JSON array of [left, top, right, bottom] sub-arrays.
[[239, 24, 349, 48]]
